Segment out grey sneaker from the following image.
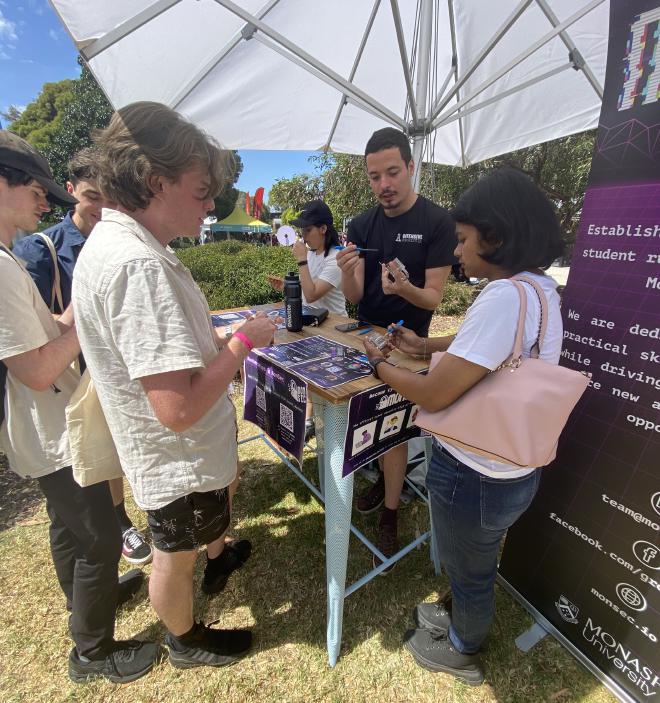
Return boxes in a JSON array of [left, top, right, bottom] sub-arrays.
[[166, 622, 252, 669], [413, 598, 451, 632], [404, 629, 484, 685], [68, 640, 159, 684]]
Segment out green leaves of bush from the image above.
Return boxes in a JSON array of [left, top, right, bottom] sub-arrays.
[[176, 241, 297, 310]]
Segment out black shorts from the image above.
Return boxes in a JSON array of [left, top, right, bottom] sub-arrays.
[[147, 488, 230, 552]]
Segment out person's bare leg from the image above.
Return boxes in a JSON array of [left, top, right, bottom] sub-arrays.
[[382, 443, 408, 510], [149, 548, 196, 636]]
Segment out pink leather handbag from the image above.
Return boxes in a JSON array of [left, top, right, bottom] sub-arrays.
[[414, 277, 590, 468]]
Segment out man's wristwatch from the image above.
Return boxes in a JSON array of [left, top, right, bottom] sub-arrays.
[[224, 325, 233, 340], [370, 356, 389, 379], [297, 260, 308, 267]]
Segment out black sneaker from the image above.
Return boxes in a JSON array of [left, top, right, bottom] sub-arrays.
[[373, 520, 398, 574], [413, 598, 452, 632], [122, 527, 153, 565], [68, 639, 160, 684], [356, 471, 385, 514], [117, 569, 144, 610], [404, 629, 484, 685], [202, 539, 252, 595], [166, 622, 252, 669]]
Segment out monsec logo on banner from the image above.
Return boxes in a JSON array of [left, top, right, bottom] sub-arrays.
[[618, 6, 660, 111]]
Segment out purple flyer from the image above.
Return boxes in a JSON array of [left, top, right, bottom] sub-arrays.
[[256, 336, 373, 388], [243, 352, 307, 462], [342, 380, 423, 477]]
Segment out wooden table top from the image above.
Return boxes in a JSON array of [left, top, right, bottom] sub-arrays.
[[217, 306, 429, 404]]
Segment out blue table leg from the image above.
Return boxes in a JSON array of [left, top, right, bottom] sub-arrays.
[[322, 400, 351, 667]]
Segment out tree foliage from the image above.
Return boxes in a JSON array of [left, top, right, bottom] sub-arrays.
[[213, 152, 244, 220], [268, 172, 323, 213]]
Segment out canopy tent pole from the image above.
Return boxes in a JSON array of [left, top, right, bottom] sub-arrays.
[[390, 0, 419, 123], [534, 0, 604, 99], [446, 0, 467, 167], [215, 0, 407, 128], [432, 0, 605, 129], [171, 0, 283, 110], [411, 0, 433, 191], [324, 0, 382, 150]]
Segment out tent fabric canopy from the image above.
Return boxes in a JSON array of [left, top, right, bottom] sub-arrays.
[[213, 206, 271, 232], [50, 0, 609, 167]]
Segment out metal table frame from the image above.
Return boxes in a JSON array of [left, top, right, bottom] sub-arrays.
[[239, 392, 440, 666]]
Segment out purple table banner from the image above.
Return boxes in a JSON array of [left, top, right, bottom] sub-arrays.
[[243, 352, 307, 463], [342, 380, 422, 477]]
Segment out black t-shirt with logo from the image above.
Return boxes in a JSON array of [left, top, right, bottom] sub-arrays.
[[347, 196, 456, 336]]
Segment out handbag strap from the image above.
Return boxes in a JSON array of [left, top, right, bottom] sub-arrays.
[[504, 276, 549, 364], [37, 233, 64, 313], [514, 275, 549, 357]]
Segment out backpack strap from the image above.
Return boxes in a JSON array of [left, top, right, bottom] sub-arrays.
[[36, 233, 64, 313]]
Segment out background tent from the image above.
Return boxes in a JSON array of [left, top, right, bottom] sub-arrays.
[[50, 0, 608, 186], [211, 205, 272, 239]]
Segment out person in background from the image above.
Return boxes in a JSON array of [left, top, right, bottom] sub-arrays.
[[267, 200, 347, 439], [73, 102, 278, 670], [362, 168, 564, 685], [336, 127, 455, 571], [0, 130, 157, 684], [13, 148, 153, 566]]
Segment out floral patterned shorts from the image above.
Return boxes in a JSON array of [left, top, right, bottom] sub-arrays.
[[146, 487, 230, 552]]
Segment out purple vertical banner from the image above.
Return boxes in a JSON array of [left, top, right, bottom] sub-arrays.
[[343, 382, 422, 477], [243, 352, 307, 463], [499, 2, 660, 701]]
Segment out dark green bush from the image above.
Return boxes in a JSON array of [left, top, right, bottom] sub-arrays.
[[436, 279, 481, 316], [177, 243, 297, 310]]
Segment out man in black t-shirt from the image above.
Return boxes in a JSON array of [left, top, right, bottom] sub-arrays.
[[336, 127, 456, 570]]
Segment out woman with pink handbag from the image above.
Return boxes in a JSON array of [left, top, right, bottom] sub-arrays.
[[362, 168, 570, 686]]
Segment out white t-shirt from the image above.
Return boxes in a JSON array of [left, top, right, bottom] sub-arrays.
[[438, 272, 563, 478], [72, 210, 238, 510], [0, 246, 79, 478], [304, 248, 347, 316]]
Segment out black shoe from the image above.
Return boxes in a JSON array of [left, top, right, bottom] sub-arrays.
[[122, 527, 153, 565], [357, 471, 385, 514], [202, 540, 252, 595], [373, 519, 398, 575], [117, 569, 144, 610], [404, 629, 484, 685], [68, 640, 160, 684], [166, 622, 252, 669], [413, 597, 451, 632]]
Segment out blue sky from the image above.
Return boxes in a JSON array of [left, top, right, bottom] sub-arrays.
[[0, 0, 316, 200]]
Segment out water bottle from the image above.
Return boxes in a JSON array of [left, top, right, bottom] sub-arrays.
[[284, 272, 303, 332]]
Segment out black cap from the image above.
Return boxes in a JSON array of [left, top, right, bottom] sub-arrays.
[[0, 130, 77, 206], [291, 200, 333, 228]]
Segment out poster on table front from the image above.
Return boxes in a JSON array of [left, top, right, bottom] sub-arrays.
[[498, 3, 660, 701], [342, 381, 422, 477], [243, 352, 307, 463]]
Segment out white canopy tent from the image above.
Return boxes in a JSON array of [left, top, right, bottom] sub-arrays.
[[50, 0, 609, 186]]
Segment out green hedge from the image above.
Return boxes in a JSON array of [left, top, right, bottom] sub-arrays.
[[176, 242, 296, 310], [177, 241, 477, 317]]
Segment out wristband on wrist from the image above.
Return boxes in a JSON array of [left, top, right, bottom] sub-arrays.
[[297, 260, 308, 266], [232, 331, 254, 351]]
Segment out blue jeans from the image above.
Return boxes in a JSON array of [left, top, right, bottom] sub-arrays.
[[427, 443, 541, 654]]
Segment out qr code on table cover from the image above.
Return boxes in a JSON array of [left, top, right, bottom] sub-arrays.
[[280, 403, 294, 432], [256, 387, 266, 411]]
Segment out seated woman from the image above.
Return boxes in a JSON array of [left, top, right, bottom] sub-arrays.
[[362, 168, 564, 686], [268, 200, 347, 316]]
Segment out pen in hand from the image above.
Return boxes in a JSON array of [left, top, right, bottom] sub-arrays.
[[334, 245, 379, 253]]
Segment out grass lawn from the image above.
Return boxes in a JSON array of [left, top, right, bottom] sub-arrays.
[[0, 317, 616, 703]]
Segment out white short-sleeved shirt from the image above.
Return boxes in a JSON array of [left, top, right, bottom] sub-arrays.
[[304, 248, 347, 316], [438, 272, 563, 478], [72, 210, 238, 510], [0, 246, 79, 478]]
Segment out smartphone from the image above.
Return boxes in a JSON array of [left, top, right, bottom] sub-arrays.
[[335, 320, 370, 333]]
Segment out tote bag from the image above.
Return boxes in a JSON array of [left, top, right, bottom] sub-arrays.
[[66, 369, 123, 486], [414, 277, 590, 469]]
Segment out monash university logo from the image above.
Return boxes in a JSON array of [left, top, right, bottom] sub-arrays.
[[288, 379, 306, 403], [618, 6, 660, 110], [555, 595, 579, 624]]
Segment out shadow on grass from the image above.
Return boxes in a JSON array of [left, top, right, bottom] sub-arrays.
[[0, 455, 44, 532], [190, 449, 612, 702]]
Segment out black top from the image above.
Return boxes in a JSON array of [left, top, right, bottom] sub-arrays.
[[347, 196, 456, 336]]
